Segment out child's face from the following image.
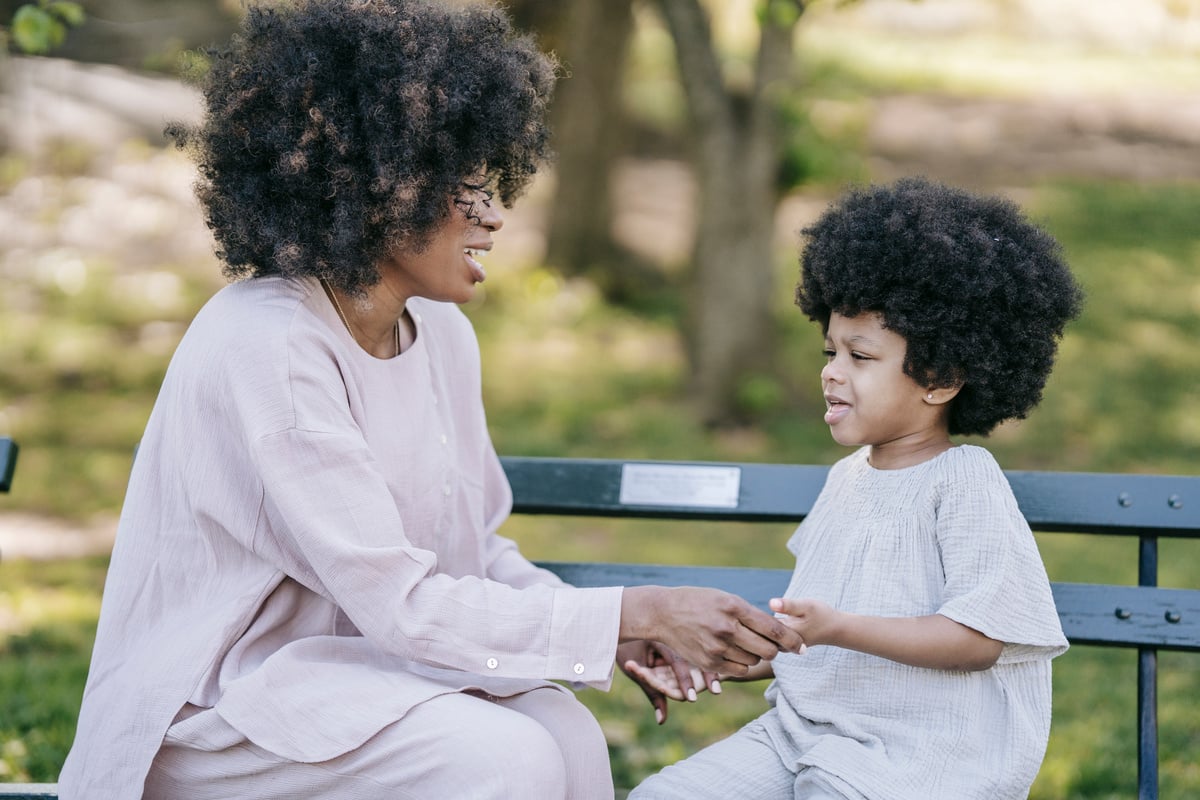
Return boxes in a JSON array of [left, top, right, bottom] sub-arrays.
[[821, 311, 951, 466]]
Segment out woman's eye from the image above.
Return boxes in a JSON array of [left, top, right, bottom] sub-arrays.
[[459, 179, 494, 200], [454, 181, 495, 224]]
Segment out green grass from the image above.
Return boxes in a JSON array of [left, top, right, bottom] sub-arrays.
[[0, 558, 106, 783], [2, 179, 1199, 792]]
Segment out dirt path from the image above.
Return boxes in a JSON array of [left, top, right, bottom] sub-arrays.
[[867, 91, 1200, 186], [0, 513, 116, 560]]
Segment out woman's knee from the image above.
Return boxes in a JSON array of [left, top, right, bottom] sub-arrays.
[[367, 692, 568, 798], [507, 689, 607, 762], [471, 708, 568, 797], [503, 688, 612, 799]]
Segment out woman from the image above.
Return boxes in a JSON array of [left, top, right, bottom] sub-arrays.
[[58, 1, 803, 798]]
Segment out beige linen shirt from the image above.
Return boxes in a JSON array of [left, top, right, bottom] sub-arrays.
[[59, 276, 623, 798]]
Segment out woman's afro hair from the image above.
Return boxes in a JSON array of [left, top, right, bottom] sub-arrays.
[[795, 176, 1083, 437], [167, 0, 556, 293]]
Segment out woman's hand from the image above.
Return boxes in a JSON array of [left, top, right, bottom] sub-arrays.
[[616, 640, 719, 724], [619, 586, 805, 678], [622, 659, 711, 709]]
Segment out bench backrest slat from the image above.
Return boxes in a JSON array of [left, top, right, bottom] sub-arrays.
[[539, 561, 792, 614], [503, 456, 1200, 537]]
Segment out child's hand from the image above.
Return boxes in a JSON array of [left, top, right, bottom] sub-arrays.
[[769, 597, 841, 651]]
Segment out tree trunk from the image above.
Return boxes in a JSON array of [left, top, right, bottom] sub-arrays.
[[543, 0, 635, 284], [655, 0, 803, 424]]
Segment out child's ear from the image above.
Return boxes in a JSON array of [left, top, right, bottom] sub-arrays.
[[923, 384, 962, 405]]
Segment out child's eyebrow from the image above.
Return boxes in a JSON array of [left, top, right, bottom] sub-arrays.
[[829, 334, 882, 348]]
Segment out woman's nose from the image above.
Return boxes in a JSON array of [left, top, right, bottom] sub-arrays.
[[478, 200, 504, 231]]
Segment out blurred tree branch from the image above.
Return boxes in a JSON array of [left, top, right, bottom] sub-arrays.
[[3, 0, 83, 54], [497, 0, 817, 425]]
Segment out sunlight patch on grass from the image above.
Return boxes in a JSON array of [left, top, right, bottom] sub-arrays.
[[0, 585, 99, 639], [0, 560, 105, 638]]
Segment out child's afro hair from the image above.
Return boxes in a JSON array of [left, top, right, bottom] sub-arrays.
[[796, 176, 1083, 437], [167, 0, 556, 294]]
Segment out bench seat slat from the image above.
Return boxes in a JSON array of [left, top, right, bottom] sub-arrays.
[[537, 562, 1200, 652], [1052, 583, 1200, 651], [0, 786, 58, 799]]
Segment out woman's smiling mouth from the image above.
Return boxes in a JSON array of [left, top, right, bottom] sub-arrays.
[[464, 248, 488, 282]]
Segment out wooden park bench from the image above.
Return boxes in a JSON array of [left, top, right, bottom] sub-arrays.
[[0, 437, 16, 496], [2, 454, 1197, 799], [0, 436, 18, 565]]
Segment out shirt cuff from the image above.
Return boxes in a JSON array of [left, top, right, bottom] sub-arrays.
[[546, 585, 623, 689]]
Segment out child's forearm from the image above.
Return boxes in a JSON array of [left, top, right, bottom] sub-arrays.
[[828, 612, 1002, 671], [770, 598, 1002, 672]]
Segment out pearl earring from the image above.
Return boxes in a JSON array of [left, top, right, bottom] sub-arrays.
[[926, 393, 934, 400]]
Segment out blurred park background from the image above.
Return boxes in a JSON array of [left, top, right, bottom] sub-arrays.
[[1, 0, 1199, 795]]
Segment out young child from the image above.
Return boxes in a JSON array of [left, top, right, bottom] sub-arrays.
[[629, 177, 1083, 799]]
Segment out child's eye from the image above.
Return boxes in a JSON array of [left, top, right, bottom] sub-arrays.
[[821, 348, 835, 361], [851, 351, 871, 361]]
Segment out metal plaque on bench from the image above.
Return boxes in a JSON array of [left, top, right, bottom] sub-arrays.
[[618, 463, 741, 509]]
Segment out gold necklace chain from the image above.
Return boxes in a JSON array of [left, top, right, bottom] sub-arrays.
[[320, 278, 401, 357]]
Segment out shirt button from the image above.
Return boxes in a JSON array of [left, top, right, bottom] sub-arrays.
[[443, 485, 452, 496], [440, 434, 448, 445], [573, 663, 586, 675], [415, 313, 423, 324], [486, 657, 499, 670], [431, 394, 439, 406]]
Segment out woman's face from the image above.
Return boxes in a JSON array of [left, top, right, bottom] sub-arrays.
[[381, 182, 503, 305]]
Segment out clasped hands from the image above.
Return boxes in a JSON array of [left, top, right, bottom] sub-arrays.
[[618, 588, 830, 724]]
